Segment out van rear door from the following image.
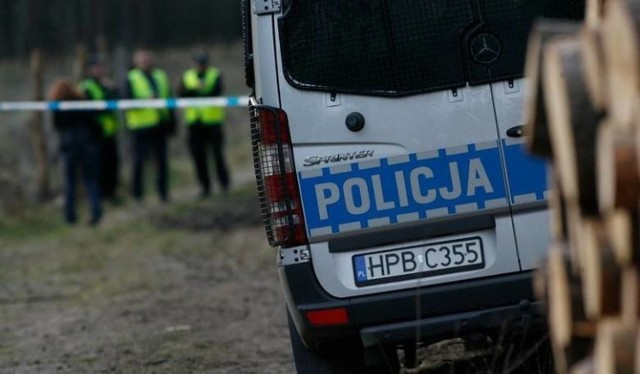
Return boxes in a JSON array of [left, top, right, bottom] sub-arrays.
[[274, 0, 523, 298], [285, 88, 522, 299], [491, 79, 550, 270], [479, 2, 584, 269]]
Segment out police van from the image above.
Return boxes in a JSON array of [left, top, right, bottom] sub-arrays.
[[243, 1, 584, 372]]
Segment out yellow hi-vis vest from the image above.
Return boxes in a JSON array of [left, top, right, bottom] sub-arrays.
[[78, 79, 118, 137], [126, 69, 171, 130], [182, 68, 225, 125]]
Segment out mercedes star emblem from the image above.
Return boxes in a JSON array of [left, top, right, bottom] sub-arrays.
[[470, 33, 501, 65]]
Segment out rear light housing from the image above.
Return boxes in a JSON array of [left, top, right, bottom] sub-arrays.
[[250, 100, 308, 247], [306, 308, 350, 327]]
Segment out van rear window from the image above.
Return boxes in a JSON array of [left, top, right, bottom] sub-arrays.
[[278, 0, 584, 96]]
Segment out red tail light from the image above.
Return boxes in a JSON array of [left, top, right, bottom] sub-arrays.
[[306, 308, 349, 327], [250, 102, 308, 247]]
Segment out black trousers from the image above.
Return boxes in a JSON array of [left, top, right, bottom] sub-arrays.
[[62, 142, 102, 223], [188, 124, 230, 195], [100, 136, 119, 199], [131, 126, 168, 202]]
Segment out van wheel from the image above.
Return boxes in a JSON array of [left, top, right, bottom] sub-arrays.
[[287, 312, 398, 373]]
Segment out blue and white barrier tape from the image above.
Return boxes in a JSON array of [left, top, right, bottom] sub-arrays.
[[0, 96, 251, 112]]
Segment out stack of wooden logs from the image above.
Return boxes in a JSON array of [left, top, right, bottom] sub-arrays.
[[526, 0, 640, 372]]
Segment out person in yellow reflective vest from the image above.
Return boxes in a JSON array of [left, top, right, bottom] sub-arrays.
[[78, 56, 120, 202], [179, 51, 230, 198], [124, 49, 176, 203]]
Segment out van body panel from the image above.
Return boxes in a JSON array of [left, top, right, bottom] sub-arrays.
[[262, 14, 531, 297], [276, 84, 524, 296], [280, 86, 501, 154], [252, 7, 554, 299], [251, 14, 280, 106], [490, 79, 550, 270]]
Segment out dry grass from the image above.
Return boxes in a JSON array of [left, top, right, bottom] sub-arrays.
[[0, 183, 295, 373]]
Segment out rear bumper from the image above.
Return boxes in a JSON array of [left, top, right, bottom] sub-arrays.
[[360, 301, 543, 349], [279, 262, 544, 352]]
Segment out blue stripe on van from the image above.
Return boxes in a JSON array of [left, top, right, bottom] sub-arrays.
[[503, 141, 548, 204], [299, 141, 549, 238]]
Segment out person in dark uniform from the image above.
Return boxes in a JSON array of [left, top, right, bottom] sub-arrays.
[[124, 49, 176, 203], [49, 80, 103, 225], [78, 56, 120, 202], [179, 51, 230, 198]]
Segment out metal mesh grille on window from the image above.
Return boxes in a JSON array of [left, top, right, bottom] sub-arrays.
[[279, 0, 584, 97], [468, 0, 585, 84], [250, 106, 296, 246]]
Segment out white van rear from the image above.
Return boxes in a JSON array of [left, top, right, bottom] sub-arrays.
[[243, 1, 584, 372]]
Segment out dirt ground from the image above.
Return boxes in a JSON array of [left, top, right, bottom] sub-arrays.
[[0, 88, 295, 373], [0, 43, 299, 373], [0, 182, 296, 374]]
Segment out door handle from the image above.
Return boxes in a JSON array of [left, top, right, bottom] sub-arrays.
[[506, 125, 526, 138]]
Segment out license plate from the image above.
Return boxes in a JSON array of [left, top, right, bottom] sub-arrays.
[[353, 237, 485, 287]]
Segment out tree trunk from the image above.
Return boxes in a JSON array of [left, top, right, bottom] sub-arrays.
[[72, 43, 88, 82], [28, 48, 50, 201]]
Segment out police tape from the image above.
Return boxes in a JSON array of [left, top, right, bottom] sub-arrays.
[[0, 96, 250, 112]]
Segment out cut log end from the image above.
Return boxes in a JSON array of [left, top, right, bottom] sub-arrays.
[[602, 0, 640, 128], [595, 320, 638, 374], [580, 25, 608, 111], [544, 37, 601, 214], [597, 124, 640, 212], [525, 20, 581, 157]]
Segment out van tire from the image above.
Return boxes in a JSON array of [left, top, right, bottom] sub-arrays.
[[287, 312, 398, 374]]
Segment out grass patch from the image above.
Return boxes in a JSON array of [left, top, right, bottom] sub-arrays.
[[0, 206, 67, 241], [0, 214, 165, 300], [154, 183, 261, 233]]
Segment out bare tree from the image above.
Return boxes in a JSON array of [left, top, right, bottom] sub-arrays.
[[94, 0, 109, 59], [26, 0, 50, 201]]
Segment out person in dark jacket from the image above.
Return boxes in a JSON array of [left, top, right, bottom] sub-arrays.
[[49, 79, 103, 225]]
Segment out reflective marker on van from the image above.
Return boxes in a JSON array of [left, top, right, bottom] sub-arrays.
[[300, 141, 549, 237], [306, 307, 349, 327], [300, 142, 508, 237], [314, 159, 494, 219], [353, 237, 485, 287]]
